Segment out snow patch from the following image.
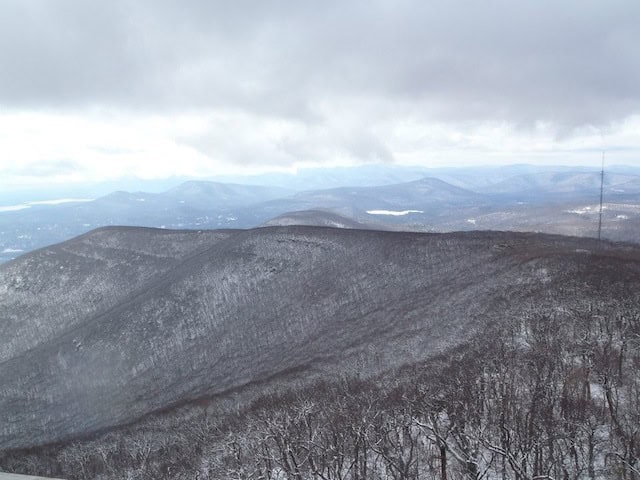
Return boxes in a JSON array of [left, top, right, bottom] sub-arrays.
[[567, 204, 608, 215], [0, 198, 93, 213], [2, 248, 23, 253], [567, 206, 593, 215], [28, 198, 93, 206], [366, 209, 424, 216], [467, 218, 477, 225], [0, 205, 30, 212]]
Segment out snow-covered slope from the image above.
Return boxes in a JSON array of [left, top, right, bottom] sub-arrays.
[[1, 226, 639, 450]]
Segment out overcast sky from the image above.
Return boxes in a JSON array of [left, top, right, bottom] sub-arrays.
[[1, 0, 639, 188]]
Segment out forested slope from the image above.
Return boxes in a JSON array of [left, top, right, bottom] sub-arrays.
[[1, 227, 639, 479]]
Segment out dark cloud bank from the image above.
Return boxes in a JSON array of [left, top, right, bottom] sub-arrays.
[[2, 0, 639, 129]]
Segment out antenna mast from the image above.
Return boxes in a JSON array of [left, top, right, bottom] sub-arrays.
[[597, 151, 605, 241]]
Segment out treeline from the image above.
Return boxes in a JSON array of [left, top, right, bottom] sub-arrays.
[[2, 302, 639, 479]]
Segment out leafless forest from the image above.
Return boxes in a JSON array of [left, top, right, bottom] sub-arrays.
[[2, 298, 639, 479], [2, 226, 640, 480]]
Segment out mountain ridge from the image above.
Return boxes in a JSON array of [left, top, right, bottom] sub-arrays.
[[3, 169, 640, 264], [2, 226, 640, 451]]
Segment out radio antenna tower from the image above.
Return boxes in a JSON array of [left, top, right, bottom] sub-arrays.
[[597, 151, 605, 241]]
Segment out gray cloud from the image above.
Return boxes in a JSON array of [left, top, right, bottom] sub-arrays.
[[1, 0, 639, 130]]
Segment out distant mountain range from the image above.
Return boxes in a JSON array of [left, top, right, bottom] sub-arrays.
[[478, 171, 640, 199], [1, 165, 640, 264]]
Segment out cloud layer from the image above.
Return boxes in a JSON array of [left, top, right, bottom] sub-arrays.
[[1, 0, 639, 185]]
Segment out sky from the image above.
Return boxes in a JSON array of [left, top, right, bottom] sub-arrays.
[[1, 0, 639, 189]]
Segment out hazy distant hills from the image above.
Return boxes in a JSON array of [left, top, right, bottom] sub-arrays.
[[248, 177, 483, 226], [164, 181, 292, 208], [71, 181, 291, 224], [478, 171, 640, 200], [262, 209, 382, 229], [2, 226, 640, 450], [289, 177, 482, 209], [0, 176, 482, 262], [1, 166, 640, 263], [210, 163, 638, 191], [0, 182, 289, 263]]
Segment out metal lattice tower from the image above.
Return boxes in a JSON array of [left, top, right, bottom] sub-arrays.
[[597, 151, 605, 241]]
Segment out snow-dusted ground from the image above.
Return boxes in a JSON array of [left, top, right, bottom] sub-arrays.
[[0, 198, 93, 213], [566, 205, 603, 215], [566, 203, 640, 215], [0, 473, 65, 479]]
